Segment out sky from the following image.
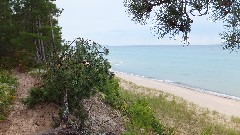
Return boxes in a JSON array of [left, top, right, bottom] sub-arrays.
[[55, 0, 224, 46]]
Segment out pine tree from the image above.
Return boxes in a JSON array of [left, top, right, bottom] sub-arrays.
[[12, 0, 62, 63], [0, 0, 14, 57]]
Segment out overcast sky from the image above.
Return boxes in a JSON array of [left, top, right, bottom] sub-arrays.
[[56, 0, 224, 46]]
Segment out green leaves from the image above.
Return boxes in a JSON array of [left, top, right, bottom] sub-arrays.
[[128, 100, 155, 130], [0, 0, 62, 68], [124, 0, 193, 44], [0, 69, 17, 120], [26, 38, 115, 120], [125, 99, 174, 135], [124, 0, 240, 49]]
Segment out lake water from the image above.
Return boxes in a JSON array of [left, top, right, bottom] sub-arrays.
[[106, 45, 240, 99]]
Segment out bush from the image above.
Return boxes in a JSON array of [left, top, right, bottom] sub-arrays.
[[128, 100, 155, 129], [0, 56, 16, 69], [0, 69, 17, 84], [26, 38, 116, 121], [126, 100, 174, 134], [0, 83, 16, 118], [100, 78, 123, 109], [0, 69, 17, 119], [24, 87, 46, 108], [0, 50, 40, 71], [201, 126, 213, 135]]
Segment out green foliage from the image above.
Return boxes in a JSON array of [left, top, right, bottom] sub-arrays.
[[220, 10, 240, 51], [0, 69, 17, 85], [0, 57, 16, 69], [100, 78, 123, 109], [126, 100, 173, 135], [0, 114, 6, 120], [231, 116, 240, 124], [105, 80, 174, 134], [13, 0, 62, 63], [128, 100, 155, 130], [0, 0, 62, 69], [124, 0, 240, 49], [201, 126, 213, 135], [26, 38, 114, 118], [0, 83, 16, 115], [121, 99, 174, 135], [24, 87, 46, 108], [0, 69, 17, 120], [0, 50, 41, 71]]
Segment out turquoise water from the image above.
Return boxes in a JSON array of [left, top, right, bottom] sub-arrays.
[[106, 45, 240, 99]]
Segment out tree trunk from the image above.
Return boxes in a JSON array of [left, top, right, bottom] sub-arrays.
[[36, 18, 46, 62], [49, 14, 56, 55], [62, 88, 69, 123]]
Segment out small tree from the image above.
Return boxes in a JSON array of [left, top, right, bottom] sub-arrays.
[[26, 38, 115, 128]]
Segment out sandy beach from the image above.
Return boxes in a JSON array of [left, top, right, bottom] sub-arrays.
[[115, 72, 240, 117]]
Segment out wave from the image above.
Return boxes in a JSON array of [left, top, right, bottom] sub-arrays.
[[111, 69, 240, 101]]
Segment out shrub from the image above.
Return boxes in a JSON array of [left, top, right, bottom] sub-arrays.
[[0, 56, 16, 69], [0, 69, 17, 84], [128, 100, 155, 130], [201, 126, 213, 135], [121, 99, 174, 135], [26, 38, 116, 122], [24, 87, 46, 108], [100, 78, 123, 109], [0, 50, 39, 71], [0, 83, 16, 117], [0, 69, 17, 119]]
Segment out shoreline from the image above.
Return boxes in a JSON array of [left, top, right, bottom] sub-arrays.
[[115, 72, 240, 117]]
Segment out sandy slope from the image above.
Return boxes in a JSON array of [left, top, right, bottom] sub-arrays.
[[0, 72, 58, 135], [116, 72, 240, 117]]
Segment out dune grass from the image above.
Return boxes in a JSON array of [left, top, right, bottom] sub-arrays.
[[118, 78, 240, 135]]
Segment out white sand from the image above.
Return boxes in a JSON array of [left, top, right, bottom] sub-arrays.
[[115, 72, 240, 117]]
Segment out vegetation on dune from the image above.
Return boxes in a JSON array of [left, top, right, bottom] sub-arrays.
[[118, 78, 240, 135], [0, 0, 61, 122], [1, 0, 240, 134], [123, 100, 174, 135], [24, 38, 125, 133], [0, 0, 173, 133], [0, 69, 17, 120], [24, 38, 174, 134]]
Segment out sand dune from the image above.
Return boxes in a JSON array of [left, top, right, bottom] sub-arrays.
[[115, 72, 240, 117]]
